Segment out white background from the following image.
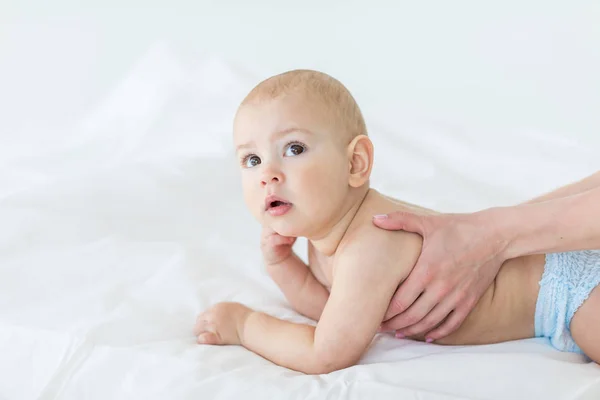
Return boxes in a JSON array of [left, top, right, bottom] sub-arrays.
[[2, 1, 599, 144], [1, 2, 600, 399]]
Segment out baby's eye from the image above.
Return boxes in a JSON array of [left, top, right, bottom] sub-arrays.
[[284, 143, 306, 157], [244, 155, 261, 168]]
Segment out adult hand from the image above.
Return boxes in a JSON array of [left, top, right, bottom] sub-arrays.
[[373, 209, 507, 341]]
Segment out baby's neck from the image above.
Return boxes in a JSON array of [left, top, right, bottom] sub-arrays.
[[308, 188, 370, 257]]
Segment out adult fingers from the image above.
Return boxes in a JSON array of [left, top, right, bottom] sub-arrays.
[[382, 286, 439, 331], [424, 304, 472, 341], [383, 254, 437, 320], [372, 211, 426, 234], [394, 294, 456, 339], [383, 269, 428, 321]]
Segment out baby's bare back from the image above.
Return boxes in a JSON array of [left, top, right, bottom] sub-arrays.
[[311, 189, 545, 346], [379, 190, 546, 344], [381, 191, 545, 345], [435, 254, 544, 345]]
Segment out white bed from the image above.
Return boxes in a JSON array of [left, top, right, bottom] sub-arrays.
[[2, 6, 600, 399]]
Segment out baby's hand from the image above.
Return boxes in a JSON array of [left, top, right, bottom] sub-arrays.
[[195, 302, 253, 346], [261, 226, 297, 266]]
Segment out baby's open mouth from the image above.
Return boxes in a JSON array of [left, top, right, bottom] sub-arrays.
[[264, 196, 293, 216], [269, 200, 290, 209]]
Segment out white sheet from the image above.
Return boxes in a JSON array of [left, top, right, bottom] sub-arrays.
[[1, 43, 600, 400]]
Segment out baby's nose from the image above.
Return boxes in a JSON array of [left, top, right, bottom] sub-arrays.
[[261, 168, 283, 186], [261, 174, 280, 186]]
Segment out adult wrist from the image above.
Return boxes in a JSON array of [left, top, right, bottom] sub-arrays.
[[480, 206, 523, 261]]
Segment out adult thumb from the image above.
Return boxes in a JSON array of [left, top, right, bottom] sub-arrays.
[[372, 211, 425, 234]]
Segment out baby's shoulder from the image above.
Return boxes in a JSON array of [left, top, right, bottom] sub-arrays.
[[338, 218, 421, 263], [336, 195, 423, 273]]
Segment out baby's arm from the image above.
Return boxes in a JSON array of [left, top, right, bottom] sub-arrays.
[[266, 252, 329, 321], [260, 227, 328, 320], [241, 230, 421, 374]]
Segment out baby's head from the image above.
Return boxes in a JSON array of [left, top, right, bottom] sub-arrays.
[[233, 70, 373, 238]]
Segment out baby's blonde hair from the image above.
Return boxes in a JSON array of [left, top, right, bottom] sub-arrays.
[[240, 69, 367, 140]]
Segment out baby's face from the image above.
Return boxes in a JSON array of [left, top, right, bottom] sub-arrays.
[[233, 94, 352, 238]]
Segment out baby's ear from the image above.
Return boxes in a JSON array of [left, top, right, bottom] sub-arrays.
[[347, 135, 374, 187]]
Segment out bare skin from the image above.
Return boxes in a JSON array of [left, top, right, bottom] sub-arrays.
[[194, 70, 600, 374], [307, 189, 546, 346], [375, 171, 600, 341]]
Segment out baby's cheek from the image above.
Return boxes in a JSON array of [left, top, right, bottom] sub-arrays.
[[241, 185, 261, 218], [300, 176, 343, 220], [301, 162, 337, 188], [313, 168, 346, 201]]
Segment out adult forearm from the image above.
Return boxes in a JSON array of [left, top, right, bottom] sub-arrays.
[[523, 170, 600, 204], [497, 185, 600, 258]]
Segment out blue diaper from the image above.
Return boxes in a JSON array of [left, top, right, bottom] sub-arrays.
[[534, 250, 600, 353]]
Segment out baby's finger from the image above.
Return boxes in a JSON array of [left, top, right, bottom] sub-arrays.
[[194, 315, 216, 335], [194, 315, 206, 335], [269, 234, 295, 247], [197, 332, 220, 345]]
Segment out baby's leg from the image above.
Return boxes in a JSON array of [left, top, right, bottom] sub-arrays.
[[571, 286, 600, 363]]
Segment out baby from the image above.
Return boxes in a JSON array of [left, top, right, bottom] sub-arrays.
[[194, 70, 600, 374]]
